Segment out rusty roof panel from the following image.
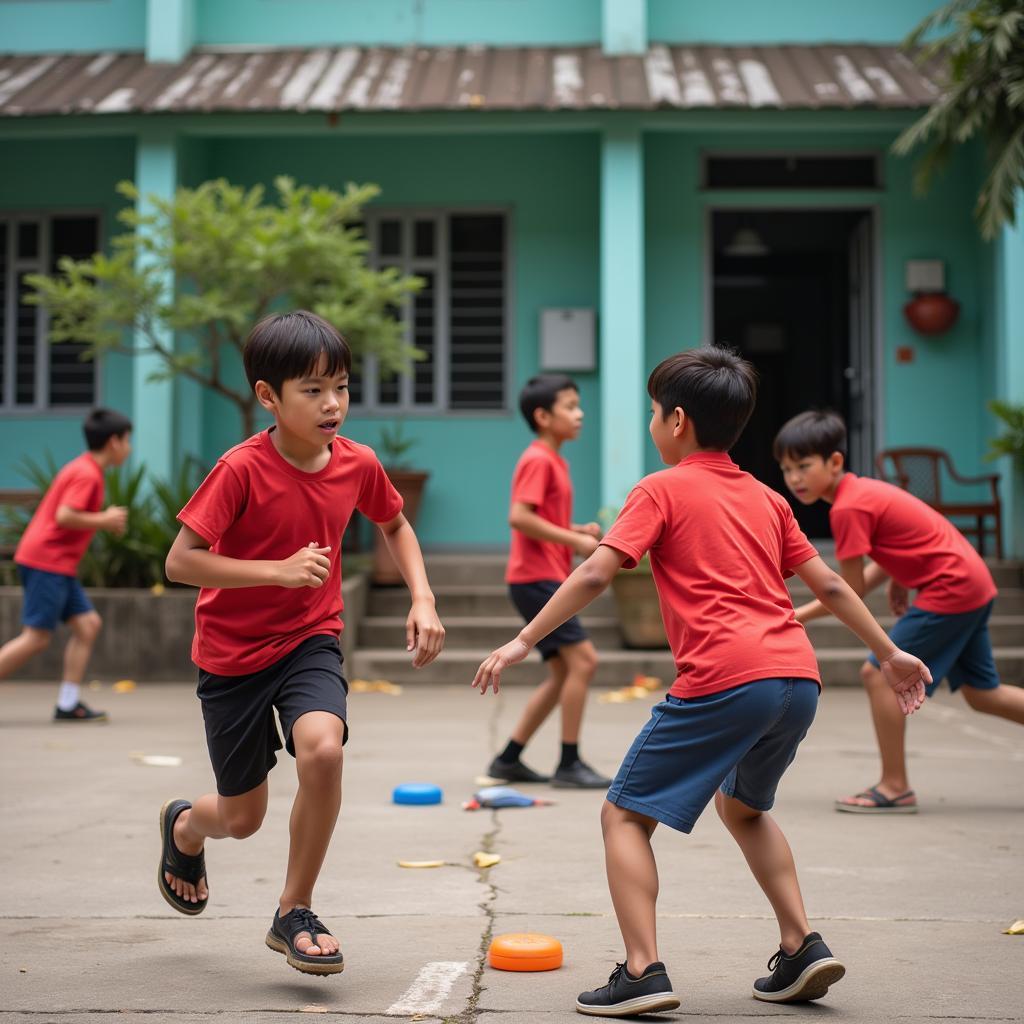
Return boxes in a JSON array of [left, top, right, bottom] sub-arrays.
[[0, 44, 944, 117]]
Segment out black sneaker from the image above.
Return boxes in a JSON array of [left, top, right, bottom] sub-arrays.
[[53, 701, 108, 723], [486, 755, 551, 784], [552, 759, 611, 789], [577, 961, 680, 1017], [753, 932, 845, 1002]]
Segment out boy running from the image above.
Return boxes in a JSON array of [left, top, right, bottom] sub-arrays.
[[0, 408, 131, 721], [776, 409, 1023, 813], [158, 311, 444, 975], [473, 349, 930, 1015], [487, 374, 609, 789]]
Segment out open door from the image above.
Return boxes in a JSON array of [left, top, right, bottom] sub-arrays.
[[846, 215, 876, 476]]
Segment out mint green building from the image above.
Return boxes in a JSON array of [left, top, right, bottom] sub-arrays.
[[1, 0, 1021, 554]]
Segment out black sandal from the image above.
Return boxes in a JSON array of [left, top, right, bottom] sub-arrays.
[[266, 907, 345, 975], [157, 799, 208, 916]]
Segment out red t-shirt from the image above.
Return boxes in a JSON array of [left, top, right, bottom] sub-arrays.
[[178, 430, 403, 675], [829, 473, 997, 614], [601, 451, 821, 698], [506, 440, 574, 584], [15, 452, 104, 577]]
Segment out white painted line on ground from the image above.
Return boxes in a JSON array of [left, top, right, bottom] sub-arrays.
[[386, 960, 470, 1016]]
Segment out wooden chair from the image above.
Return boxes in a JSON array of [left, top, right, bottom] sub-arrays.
[[875, 448, 1003, 559]]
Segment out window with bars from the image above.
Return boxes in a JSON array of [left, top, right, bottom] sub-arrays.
[[352, 211, 507, 413], [1, 213, 99, 412]]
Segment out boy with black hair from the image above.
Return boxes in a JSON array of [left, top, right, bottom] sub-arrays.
[[158, 310, 444, 975], [473, 348, 931, 1015], [0, 407, 132, 721], [775, 409, 1023, 814], [486, 373, 609, 789]]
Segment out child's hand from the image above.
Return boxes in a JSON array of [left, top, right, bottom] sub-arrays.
[[573, 522, 603, 539], [887, 580, 909, 617], [573, 533, 600, 558], [879, 648, 931, 715], [472, 638, 530, 695], [275, 543, 332, 588], [406, 597, 445, 668], [102, 505, 128, 535]]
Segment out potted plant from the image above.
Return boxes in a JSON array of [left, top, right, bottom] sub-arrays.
[[599, 506, 668, 649], [373, 422, 430, 584]]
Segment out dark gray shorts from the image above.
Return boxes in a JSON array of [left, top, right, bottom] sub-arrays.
[[509, 580, 589, 660], [196, 634, 348, 797]]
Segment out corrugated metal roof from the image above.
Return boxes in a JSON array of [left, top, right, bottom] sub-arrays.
[[0, 44, 942, 117]]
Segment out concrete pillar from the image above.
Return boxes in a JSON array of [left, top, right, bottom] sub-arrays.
[[995, 210, 1024, 557], [146, 0, 195, 63], [600, 127, 646, 509], [132, 128, 179, 483], [603, 0, 647, 55]]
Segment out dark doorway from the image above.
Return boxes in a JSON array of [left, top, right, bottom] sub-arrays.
[[711, 209, 875, 538]]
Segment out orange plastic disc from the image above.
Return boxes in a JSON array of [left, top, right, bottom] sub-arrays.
[[488, 932, 563, 972]]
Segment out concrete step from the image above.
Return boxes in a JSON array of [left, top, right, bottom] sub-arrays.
[[351, 646, 1024, 688], [368, 585, 616, 618], [360, 613, 1024, 651]]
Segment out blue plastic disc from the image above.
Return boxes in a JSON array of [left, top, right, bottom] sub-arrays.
[[393, 782, 443, 806]]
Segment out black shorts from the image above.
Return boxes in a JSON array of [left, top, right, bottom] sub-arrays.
[[508, 580, 589, 661], [196, 634, 349, 797]]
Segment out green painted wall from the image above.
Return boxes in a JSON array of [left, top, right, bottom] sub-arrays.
[[0, 0, 145, 52], [648, 0, 940, 44], [0, 137, 135, 489], [198, 132, 601, 548], [196, 0, 600, 48]]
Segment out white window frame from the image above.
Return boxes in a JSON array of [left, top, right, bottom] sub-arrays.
[[354, 207, 512, 416], [0, 209, 103, 415]]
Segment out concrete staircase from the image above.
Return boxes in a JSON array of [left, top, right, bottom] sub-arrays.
[[352, 554, 1024, 688]]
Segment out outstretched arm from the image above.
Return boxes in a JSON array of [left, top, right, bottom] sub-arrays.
[[510, 501, 599, 557], [793, 555, 929, 714], [472, 544, 625, 694]]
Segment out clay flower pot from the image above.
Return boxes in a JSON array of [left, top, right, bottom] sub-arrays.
[[372, 469, 429, 584], [903, 293, 960, 336]]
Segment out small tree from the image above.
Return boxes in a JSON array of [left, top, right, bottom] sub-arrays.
[[28, 176, 420, 438], [892, 0, 1024, 240]]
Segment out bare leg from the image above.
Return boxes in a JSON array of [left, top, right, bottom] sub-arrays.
[[0, 626, 51, 679], [557, 640, 599, 744], [63, 611, 102, 684], [278, 711, 345, 957], [715, 792, 810, 953], [962, 684, 1024, 724], [166, 782, 269, 904], [840, 661, 911, 804], [510, 656, 567, 745], [601, 800, 660, 976]]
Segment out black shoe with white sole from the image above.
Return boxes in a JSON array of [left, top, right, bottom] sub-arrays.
[[576, 961, 680, 1017], [753, 932, 845, 1003]]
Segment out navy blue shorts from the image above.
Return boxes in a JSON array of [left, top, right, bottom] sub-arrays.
[[867, 600, 999, 696], [607, 678, 819, 834], [17, 564, 94, 630], [508, 580, 589, 660], [197, 634, 349, 797]]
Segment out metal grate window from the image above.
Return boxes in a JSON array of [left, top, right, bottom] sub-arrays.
[[353, 211, 507, 413], [1, 212, 99, 411]]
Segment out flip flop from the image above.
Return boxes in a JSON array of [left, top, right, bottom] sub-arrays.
[[266, 907, 345, 976], [835, 786, 918, 814], [157, 799, 209, 915]]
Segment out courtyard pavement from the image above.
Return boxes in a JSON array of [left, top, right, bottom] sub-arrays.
[[0, 678, 1021, 1023]]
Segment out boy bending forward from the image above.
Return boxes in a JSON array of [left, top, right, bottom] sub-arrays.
[[474, 348, 929, 1014], [159, 312, 444, 974]]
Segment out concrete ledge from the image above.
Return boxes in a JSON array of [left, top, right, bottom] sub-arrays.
[[0, 575, 368, 681]]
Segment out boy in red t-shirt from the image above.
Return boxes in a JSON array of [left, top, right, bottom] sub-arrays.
[[487, 373, 608, 789], [473, 349, 930, 1014], [0, 408, 132, 721], [158, 311, 444, 975], [775, 409, 1023, 814]]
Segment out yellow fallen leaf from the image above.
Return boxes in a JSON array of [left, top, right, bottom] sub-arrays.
[[150, 582, 165, 596], [397, 859, 445, 869], [628, 686, 650, 699], [598, 691, 630, 703], [350, 678, 403, 695], [300, 1006, 328, 1014], [113, 679, 136, 693], [640, 676, 663, 690], [1004, 919, 1024, 935], [473, 852, 501, 869]]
